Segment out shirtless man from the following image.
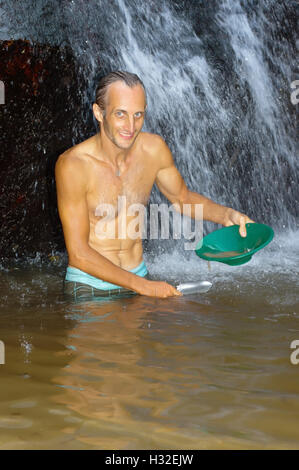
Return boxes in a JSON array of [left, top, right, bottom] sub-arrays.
[[55, 71, 254, 298]]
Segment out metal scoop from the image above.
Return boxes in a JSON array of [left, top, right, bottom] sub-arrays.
[[176, 280, 212, 295]]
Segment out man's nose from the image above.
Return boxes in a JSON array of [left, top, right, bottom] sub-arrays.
[[124, 116, 135, 133]]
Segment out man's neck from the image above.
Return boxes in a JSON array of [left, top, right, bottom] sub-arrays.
[[96, 132, 129, 166]]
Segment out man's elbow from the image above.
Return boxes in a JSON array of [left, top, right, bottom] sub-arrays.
[[167, 187, 189, 214], [67, 244, 91, 268], [177, 185, 189, 208]]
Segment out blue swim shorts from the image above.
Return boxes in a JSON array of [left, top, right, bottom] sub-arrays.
[[64, 260, 148, 299]]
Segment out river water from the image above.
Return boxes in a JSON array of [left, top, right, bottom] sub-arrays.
[[0, 230, 298, 449]]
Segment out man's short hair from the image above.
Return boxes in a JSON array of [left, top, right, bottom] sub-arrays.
[[95, 71, 146, 112]]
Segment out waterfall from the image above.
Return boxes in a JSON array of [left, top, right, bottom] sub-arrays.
[[65, 0, 299, 235], [1, 0, 298, 263], [65, 0, 298, 230]]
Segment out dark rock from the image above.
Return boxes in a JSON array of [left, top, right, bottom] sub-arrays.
[[0, 39, 94, 262]]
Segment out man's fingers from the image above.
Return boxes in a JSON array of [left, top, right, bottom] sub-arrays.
[[174, 288, 183, 296], [152, 282, 183, 298], [170, 285, 182, 297], [240, 217, 256, 236], [239, 216, 247, 237]]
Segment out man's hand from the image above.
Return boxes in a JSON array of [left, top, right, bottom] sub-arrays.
[[223, 208, 255, 237], [136, 279, 182, 298]]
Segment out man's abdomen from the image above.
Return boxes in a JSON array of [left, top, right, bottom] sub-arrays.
[[88, 235, 144, 270]]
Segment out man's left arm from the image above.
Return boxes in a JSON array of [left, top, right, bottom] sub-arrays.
[[154, 137, 254, 237]]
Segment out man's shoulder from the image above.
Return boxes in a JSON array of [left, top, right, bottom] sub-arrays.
[[56, 139, 94, 174], [139, 132, 170, 164], [140, 132, 167, 152], [140, 132, 173, 169]]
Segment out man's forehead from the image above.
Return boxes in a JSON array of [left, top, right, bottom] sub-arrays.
[[106, 81, 146, 108]]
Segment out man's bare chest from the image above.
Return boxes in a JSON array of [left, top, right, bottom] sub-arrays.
[[87, 160, 156, 216]]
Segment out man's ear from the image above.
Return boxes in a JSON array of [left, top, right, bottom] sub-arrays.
[[93, 103, 104, 123]]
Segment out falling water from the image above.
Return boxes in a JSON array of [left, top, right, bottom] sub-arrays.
[[1, 0, 298, 263], [62, 0, 298, 228]]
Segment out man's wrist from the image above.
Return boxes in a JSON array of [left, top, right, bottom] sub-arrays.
[[127, 272, 149, 293], [222, 206, 232, 226]]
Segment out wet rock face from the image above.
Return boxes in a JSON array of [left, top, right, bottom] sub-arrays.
[[0, 40, 94, 262]]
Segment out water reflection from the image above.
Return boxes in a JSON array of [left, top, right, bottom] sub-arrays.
[[0, 262, 299, 449], [54, 294, 190, 448]]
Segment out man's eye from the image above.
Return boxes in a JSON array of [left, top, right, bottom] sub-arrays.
[[135, 112, 143, 118], [116, 111, 124, 117]]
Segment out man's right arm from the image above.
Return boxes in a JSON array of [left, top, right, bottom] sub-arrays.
[[55, 154, 180, 298]]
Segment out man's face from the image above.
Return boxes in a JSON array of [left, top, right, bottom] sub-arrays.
[[99, 81, 146, 150]]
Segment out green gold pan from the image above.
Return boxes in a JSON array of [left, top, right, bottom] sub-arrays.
[[195, 223, 274, 266]]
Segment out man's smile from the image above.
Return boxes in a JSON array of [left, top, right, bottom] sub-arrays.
[[119, 131, 135, 140]]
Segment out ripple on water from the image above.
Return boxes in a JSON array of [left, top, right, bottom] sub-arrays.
[[0, 417, 33, 429], [48, 408, 71, 416], [10, 401, 37, 409]]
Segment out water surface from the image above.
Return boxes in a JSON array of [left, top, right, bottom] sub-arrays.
[[0, 231, 298, 449]]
